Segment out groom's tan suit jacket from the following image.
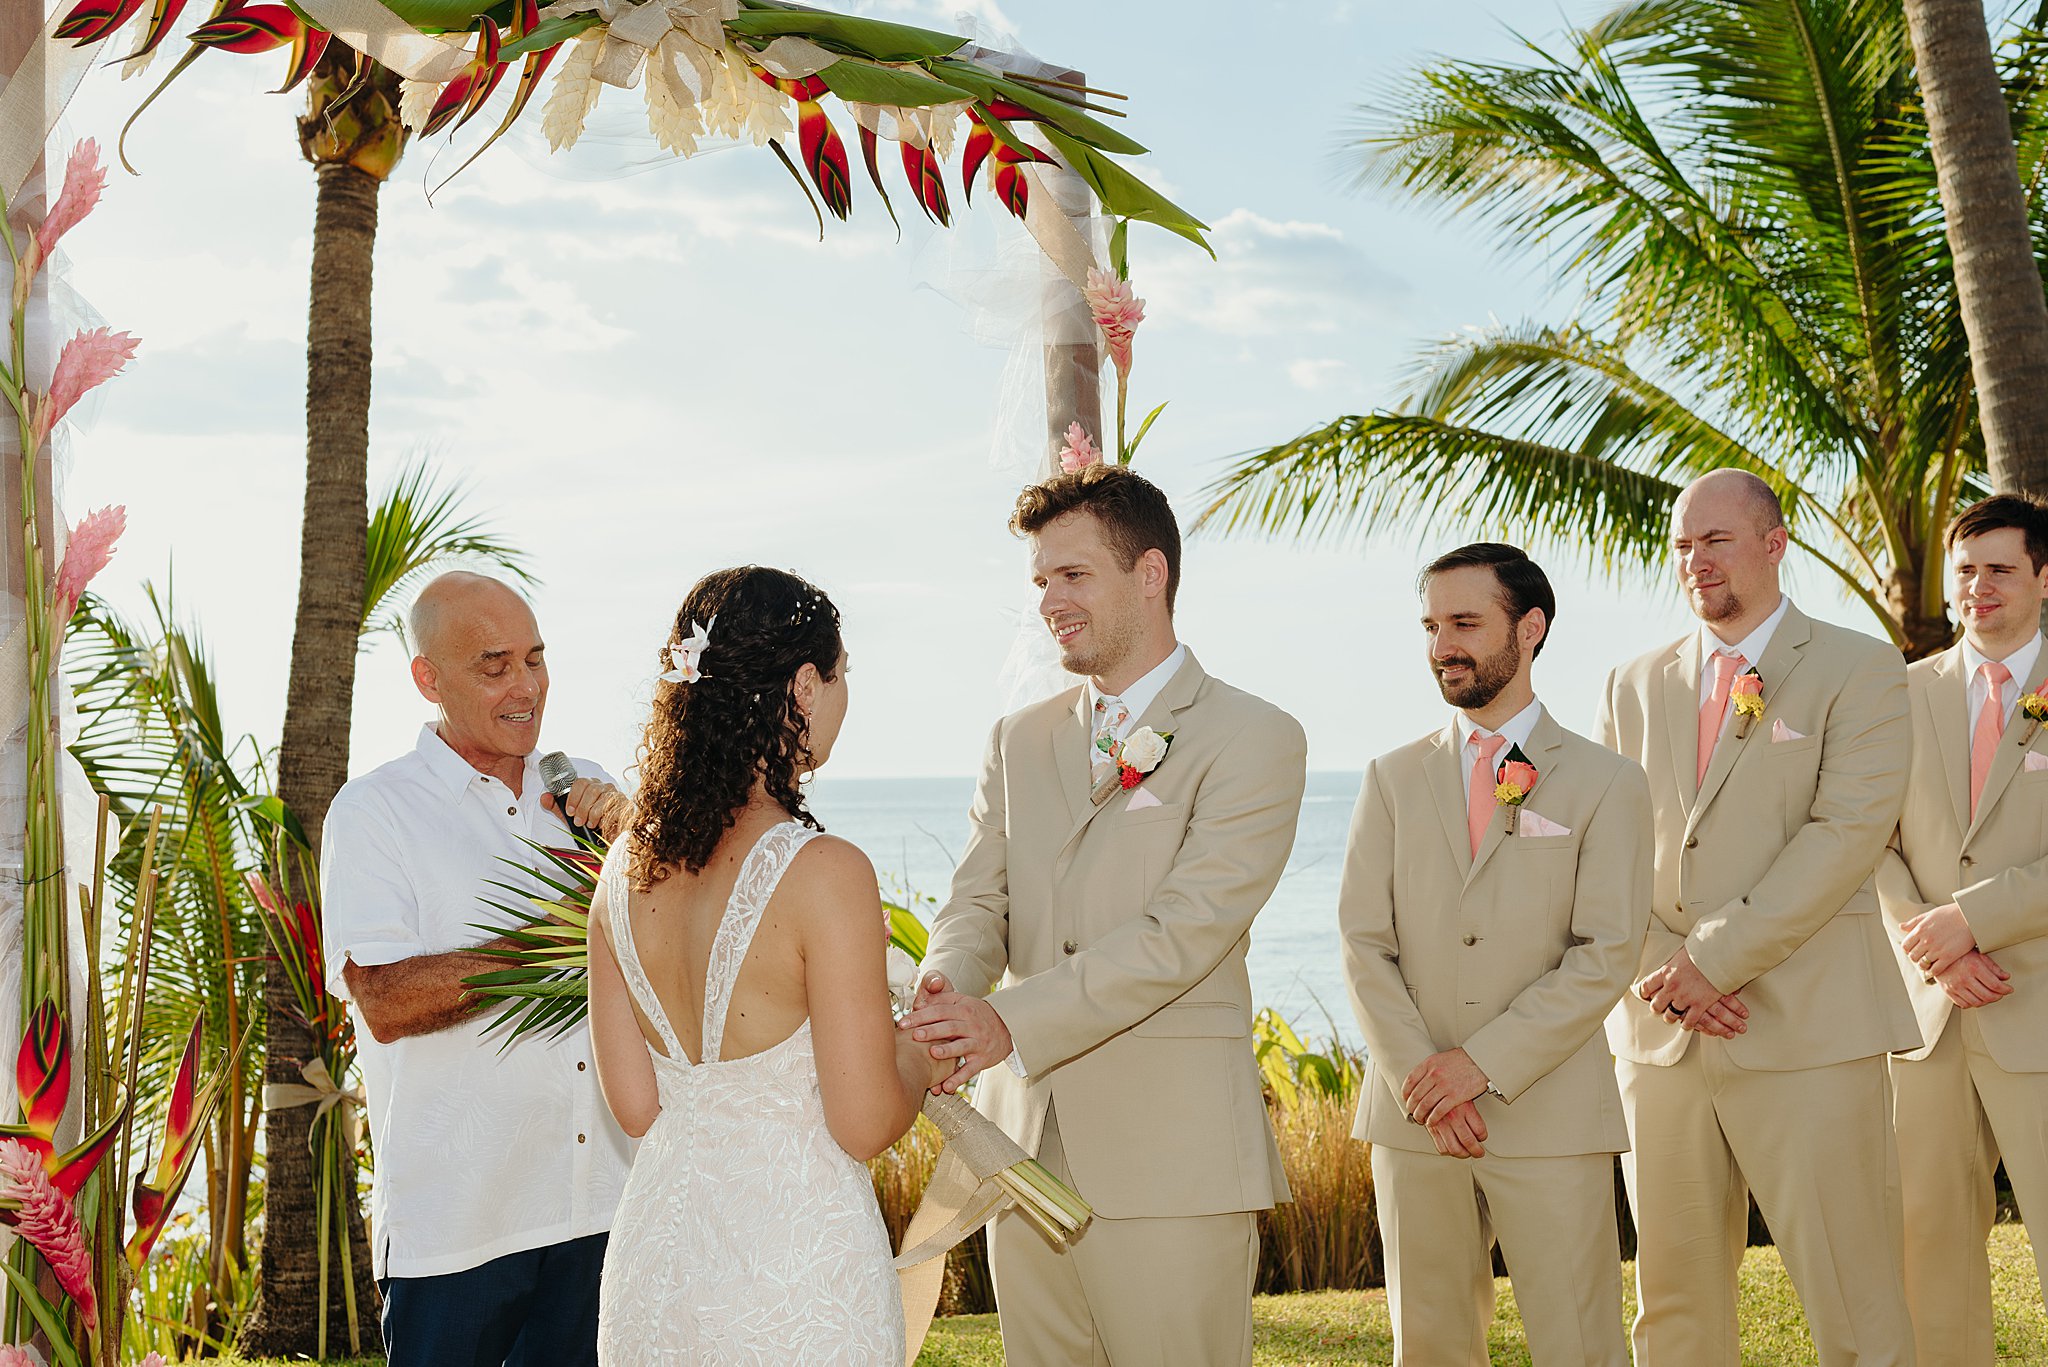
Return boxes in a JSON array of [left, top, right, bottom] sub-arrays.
[[1597, 604, 1918, 1065], [1343, 707, 1651, 1157], [1878, 642, 2048, 1069], [921, 652, 1306, 1220]]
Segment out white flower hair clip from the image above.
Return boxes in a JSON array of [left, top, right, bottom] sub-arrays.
[[661, 615, 716, 685]]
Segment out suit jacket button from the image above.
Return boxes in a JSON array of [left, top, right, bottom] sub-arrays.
[[1961, 855, 1975, 868], [1685, 836, 1698, 849], [1461, 933, 1478, 946], [1062, 939, 1077, 955]]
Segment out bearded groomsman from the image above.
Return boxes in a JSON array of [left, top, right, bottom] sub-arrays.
[[1877, 494, 2048, 1364], [903, 463, 1306, 1365], [1341, 543, 1650, 1367], [1596, 469, 1920, 1366]]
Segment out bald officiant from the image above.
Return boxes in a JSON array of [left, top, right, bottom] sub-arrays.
[[321, 572, 636, 1367]]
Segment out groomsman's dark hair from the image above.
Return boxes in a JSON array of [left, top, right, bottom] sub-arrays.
[[1012, 464, 1183, 611], [1946, 495, 2048, 572], [1418, 543, 1556, 658]]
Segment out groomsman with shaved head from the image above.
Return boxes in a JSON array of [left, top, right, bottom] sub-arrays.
[[1879, 494, 2048, 1364], [1596, 470, 1920, 1365]]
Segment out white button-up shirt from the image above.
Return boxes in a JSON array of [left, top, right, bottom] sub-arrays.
[[1454, 695, 1541, 757], [1963, 632, 2044, 735], [1698, 593, 1791, 709], [321, 724, 634, 1279], [1085, 643, 1188, 744]]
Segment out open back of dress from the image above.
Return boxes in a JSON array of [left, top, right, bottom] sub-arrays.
[[595, 821, 906, 1365]]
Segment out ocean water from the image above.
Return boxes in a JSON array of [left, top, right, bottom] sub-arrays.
[[806, 771, 1365, 1045]]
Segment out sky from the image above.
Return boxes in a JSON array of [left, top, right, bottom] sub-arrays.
[[51, 0, 1884, 783]]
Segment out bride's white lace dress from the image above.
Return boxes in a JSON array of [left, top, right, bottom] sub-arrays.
[[596, 822, 906, 1364]]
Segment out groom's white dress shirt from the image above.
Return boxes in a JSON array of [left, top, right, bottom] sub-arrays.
[[322, 724, 635, 1279]]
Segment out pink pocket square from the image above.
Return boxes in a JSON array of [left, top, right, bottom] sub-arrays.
[[2026, 752, 2048, 774], [1770, 719, 1808, 743], [1518, 810, 1571, 838], [1126, 787, 1163, 812]]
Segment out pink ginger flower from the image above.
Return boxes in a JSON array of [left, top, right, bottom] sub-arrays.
[[1058, 422, 1101, 474], [19, 142, 106, 292], [0, 1345, 44, 1367], [1082, 268, 1145, 378], [54, 505, 125, 622], [31, 328, 139, 450], [138, 1355, 167, 1367], [0, 1140, 94, 1329]]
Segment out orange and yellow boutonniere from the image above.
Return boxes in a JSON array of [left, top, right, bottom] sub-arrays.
[[2019, 688, 2048, 746], [1730, 667, 1765, 738], [1494, 746, 1539, 836]]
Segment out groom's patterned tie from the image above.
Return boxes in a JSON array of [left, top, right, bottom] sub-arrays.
[[1092, 695, 1130, 788]]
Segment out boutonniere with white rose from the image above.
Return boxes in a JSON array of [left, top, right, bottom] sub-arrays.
[[1730, 666, 1765, 739], [1091, 726, 1174, 806]]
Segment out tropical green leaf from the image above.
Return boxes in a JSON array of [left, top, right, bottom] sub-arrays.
[[933, 61, 1148, 157], [496, 13, 601, 60], [1039, 128, 1211, 255], [363, 452, 539, 644], [816, 59, 973, 108], [727, 8, 965, 62]]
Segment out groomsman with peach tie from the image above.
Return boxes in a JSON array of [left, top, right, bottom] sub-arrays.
[[1878, 494, 2048, 1365], [1341, 543, 1650, 1367], [1596, 470, 1920, 1366]]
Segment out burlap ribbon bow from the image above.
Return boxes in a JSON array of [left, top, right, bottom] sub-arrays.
[[262, 1057, 365, 1155]]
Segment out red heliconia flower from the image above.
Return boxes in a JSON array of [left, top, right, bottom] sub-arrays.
[[130, 0, 194, 61], [188, 3, 301, 53], [125, 1019, 209, 1269], [422, 72, 477, 136], [797, 99, 852, 220], [754, 68, 826, 103], [901, 140, 950, 226], [276, 25, 331, 94], [550, 846, 604, 878], [993, 138, 1054, 168], [15, 1001, 66, 1143], [993, 162, 1027, 218], [981, 98, 1044, 124], [960, 110, 993, 205], [54, 0, 145, 44]]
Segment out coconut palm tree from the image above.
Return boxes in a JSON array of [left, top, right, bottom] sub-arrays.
[[1197, 0, 2048, 659], [242, 46, 412, 1356], [1905, 0, 2048, 496]]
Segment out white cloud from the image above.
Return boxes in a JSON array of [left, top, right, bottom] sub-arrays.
[[1287, 358, 1350, 390], [1143, 207, 1404, 340]]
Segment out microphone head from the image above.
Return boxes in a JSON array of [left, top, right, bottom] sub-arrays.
[[537, 750, 580, 799]]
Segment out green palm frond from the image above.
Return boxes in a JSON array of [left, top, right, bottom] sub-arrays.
[[362, 453, 539, 645]]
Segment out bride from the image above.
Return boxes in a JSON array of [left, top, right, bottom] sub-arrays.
[[587, 566, 947, 1363]]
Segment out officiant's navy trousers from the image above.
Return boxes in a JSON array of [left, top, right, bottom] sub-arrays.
[[379, 1231, 608, 1367]]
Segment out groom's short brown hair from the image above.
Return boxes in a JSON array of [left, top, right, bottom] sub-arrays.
[[1011, 464, 1182, 611]]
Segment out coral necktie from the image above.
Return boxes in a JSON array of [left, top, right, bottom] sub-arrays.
[[1971, 660, 2012, 818], [1467, 731, 1508, 857], [1697, 650, 1747, 786]]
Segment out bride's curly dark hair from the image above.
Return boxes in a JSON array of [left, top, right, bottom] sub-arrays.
[[627, 567, 843, 887]]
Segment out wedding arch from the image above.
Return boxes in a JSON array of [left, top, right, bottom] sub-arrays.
[[0, 1, 1209, 1361]]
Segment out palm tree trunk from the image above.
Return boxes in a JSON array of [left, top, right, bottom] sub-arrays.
[[239, 151, 384, 1358], [1886, 562, 1957, 661], [1905, 0, 2048, 496]]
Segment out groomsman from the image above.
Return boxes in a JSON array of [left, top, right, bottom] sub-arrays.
[[904, 463, 1307, 1365], [1878, 494, 2048, 1365], [1341, 543, 1650, 1367], [1596, 469, 1920, 1366]]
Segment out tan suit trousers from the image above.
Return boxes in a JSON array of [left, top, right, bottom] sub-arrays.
[[1617, 1044, 1913, 1366], [988, 1104, 1257, 1367], [1891, 1010, 2048, 1367], [1371, 1145, 1627, 1367]]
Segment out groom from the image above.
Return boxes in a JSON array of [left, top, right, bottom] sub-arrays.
[[904, 463, 1307, 1365]]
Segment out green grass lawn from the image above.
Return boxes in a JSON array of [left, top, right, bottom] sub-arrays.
[[207, 1224, 2041, 1366], [914, 1223, 2046, 1366]]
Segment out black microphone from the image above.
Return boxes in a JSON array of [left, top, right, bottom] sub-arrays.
[[538, 750, 601, 846]]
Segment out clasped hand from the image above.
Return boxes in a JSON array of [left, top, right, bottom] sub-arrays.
[[1402, 1048, 1490, 1158], [1900, 903, 1976, 979], [898, 972, 1013, 1095], [1636, 947, 1748, 1036]]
